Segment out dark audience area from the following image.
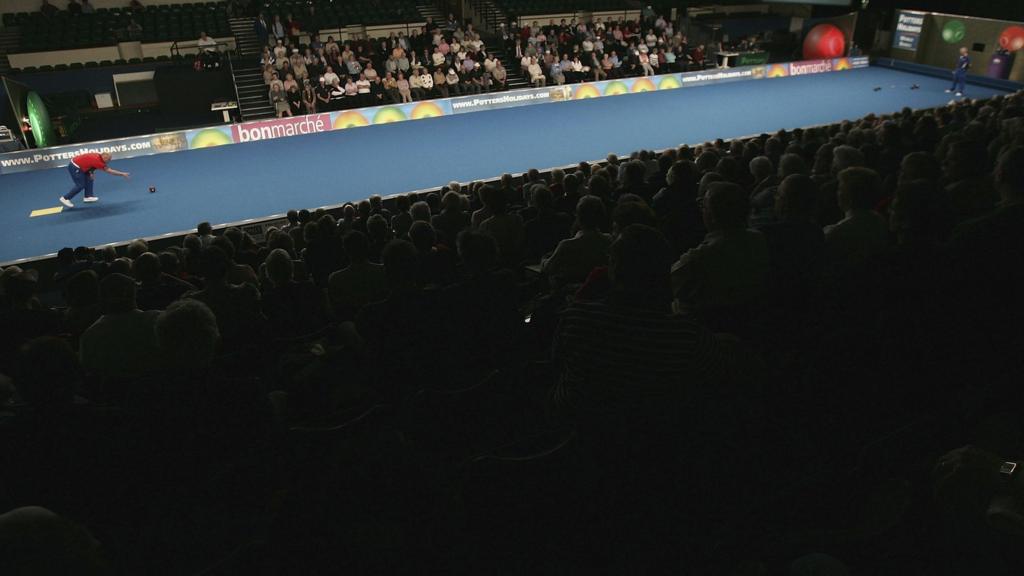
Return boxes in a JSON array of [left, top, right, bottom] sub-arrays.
[[3, 91, 1024, 574]]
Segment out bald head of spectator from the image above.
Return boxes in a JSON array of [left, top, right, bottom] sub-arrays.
[[899, 151, 941, 185], [0, 506, 107, 576], [410, 201, 431, 222], [126, 239, 149, 260], [749, 156, 773, 183], [99, 273, 138, 314], [775, 174, 819, 223], [408, 221, 436, 253], [837, 167, 881, 213], [702, 182, 749, 232], [156, 299, 220, 371], [832, 145, 865, 175], [778, 153, 808, 178], [265, 248, 293, 287], [575, 195, 606, 232], [612, 199, 657, 236], [132, 252, 161, 285]]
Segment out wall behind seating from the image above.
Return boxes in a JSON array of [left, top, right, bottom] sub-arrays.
[[892, 12, 1024, 83], [10, 61, 177, 97], [8, 36, 235, 68], [1, 0, 210, 16]]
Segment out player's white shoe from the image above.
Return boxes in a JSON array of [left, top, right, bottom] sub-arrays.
[[59, 197, 73, 208], [83, 196, 99, 203], [945, 89, 953, 93], [955, 92, 963, 97]]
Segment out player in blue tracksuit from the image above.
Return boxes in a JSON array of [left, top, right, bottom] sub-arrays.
[[947, 47, 970, 96]]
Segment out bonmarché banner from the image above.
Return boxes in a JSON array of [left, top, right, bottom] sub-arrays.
[[0, 58, 871, 175]]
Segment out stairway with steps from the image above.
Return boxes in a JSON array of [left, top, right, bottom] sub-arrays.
[[234, 65, 275, 120], [0, 28, 20, 75], [470, 0, 507, 33], [227, 16, 274, 120], [228, 16, 262, 58], [416, 2, 444, 25], [482, 36, 529, 91]]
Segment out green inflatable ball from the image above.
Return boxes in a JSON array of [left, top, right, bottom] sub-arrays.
[[942, 20, 966, 44]]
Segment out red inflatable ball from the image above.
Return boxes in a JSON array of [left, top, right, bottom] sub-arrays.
[[803, 23, 847, 60], [999, 26, 1024, 52]]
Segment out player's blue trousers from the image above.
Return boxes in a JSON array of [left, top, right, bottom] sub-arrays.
[[951, 71, 967, 94], [63, 163, 94, 200]]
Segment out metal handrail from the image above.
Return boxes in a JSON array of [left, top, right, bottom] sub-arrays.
[[170, 38, 233, 58]]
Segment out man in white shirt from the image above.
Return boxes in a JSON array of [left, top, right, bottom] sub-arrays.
[[409, 70, 424, 99], [322, 65, 339, 87], [418, 68, 434, 92], [528, 57, 546, 86]]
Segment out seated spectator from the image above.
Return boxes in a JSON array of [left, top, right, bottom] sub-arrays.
[[823, 167, 889, 265], [444, 231, 520, 368], [948, 145, 1024, 353], [653, 160, 704, 254], [210, 236, 258, 286], [574, 198, 659, 302], [260, 249, 328, 337], [134, 252, 195, 311], [355, 240, 444, 395], [553, 224, 725, 419], [478, 184, 525, 266], [62, 270, 101, 346], [0, 268, 63, 375], [40, 0, 58, 17], [671, 182, 769, 315], [328, 231, 388, 321], [431, 190, 470, 246], [542, 195, 611, 288], [79, 273, 162, 381], [0, 506, 109, 575], [523, 185, 572, 261], [944, 140, 997, 222], [757, 174, 825, 307], [528, 57, 546, 87], [270, 83, 290, 117], [185, 247, 262, 349], [409, 221, 456, 288], [819, 145, 865, 226], [396, 71, 412, 103], [197, 32, 220, 68]]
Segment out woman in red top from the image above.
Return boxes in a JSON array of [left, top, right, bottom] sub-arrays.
[[59, 152, 130, 208]]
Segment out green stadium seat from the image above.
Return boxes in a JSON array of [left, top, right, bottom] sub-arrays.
[[114, 58, 127, 65], [128, 57, 142, 64], [38, 65, 54, 72], [54, 64, 69, 71], [23, 66, 37, 73], [143, 56, 156, 62], [99, 60, 113, 66], [85, 61, 99, 68]]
